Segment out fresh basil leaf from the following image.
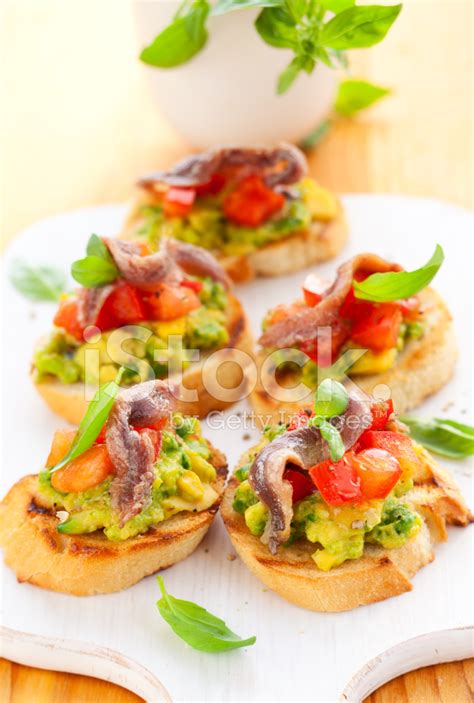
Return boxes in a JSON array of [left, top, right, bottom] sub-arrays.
[[277, 56, 303, 94], [71, 255, 119, 288], [322, 0, 355, 13], [353, 245, 444, 303], [314, 379, 349, 418], [400, 416, 474, 460], [156, 577, 256, 652], [299, 119, 331, 150], [10, 260, 67, 302], [140, 1, 210, 67], [320, 4, 402, 50], [86, 234, 114, 263], [212, 0, 282, 15], [255, 6, 299, 50], [335, 78, 390, 117], [49, 369, 124, 474], [284, 0, 307, 22], [319, 419, 345, 461]]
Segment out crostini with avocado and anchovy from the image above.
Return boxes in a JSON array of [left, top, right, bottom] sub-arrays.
[[121, 145, 347, 282], [251, 246, 456, 422], [0, 379, 227, 595], [32, 235, 253, 424], [222, 380, 471, 612]]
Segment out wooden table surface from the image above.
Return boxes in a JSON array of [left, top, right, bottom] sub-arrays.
[[1, 0, 472, 701]]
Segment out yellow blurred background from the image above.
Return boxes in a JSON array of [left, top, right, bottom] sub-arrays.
[[1, 0, 472, 247]]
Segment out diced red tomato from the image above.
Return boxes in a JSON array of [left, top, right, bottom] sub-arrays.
[[95, 424, 107, 444], [163, 187, 196, 218], [300, 320, 350, 367], [142, 283, 201, 321], [399, 295, 421, 320], [357, 430, 422, 477], [339, 287, 375, 323], [53, 298, 85, 341], [180, 279, 203, 294], [369, 399, 394, 431], [223, 175, 285, 227], [194, 172, 226, 196], [350, 303, 402, 352], [283, 469, 315, 504], [146, 417, 168, 432], [302, 274, 330, 307], [309, 454, 362, 506], [352, 448, 402, 499], [95, 282, 146, 331], [287, 409, 311, 431]]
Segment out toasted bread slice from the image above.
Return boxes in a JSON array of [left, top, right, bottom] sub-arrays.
[[33, 295, 254, 425], [221, 449, 470, 612], [121, 189, 348, 283], [250, 287, 457, 425], [0, 446, 227, 596]]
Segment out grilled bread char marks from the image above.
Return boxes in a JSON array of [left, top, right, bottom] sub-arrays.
[[249, 395, 370, 553], [259, 253, 401, 349], [106, 380, 174, 526], [138, 144, 307, 191], [222, 446, 471, 612], [0, 446, 228, 595]]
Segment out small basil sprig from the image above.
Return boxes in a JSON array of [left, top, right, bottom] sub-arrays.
[[353, 245, 444, 303], [156, 577, 256, 652], [48, 368, 124, 474], [10, 260, 67, 302], [400, 416, 474, 460], [334, 78, 390, 117], [139, 1, 402, 95], [71, 234, 119, 288], [309, 379, 349, 461]]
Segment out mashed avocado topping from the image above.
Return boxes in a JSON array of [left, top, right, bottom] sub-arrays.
[[137, 178, 338, 257], [34, 278, 229, 386], [38, 414, 218, 540], [232, 428, 422, 572]]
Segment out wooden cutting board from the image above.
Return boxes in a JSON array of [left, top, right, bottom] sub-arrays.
[[1, 658, 473, 702]]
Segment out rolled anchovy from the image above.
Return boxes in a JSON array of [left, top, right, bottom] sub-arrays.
[[105, 238, 181, 289], [259, 253, 402, 349], [138, 144, 307, 190], [248, 395, 370, 553], [106, 380, 174, 526]]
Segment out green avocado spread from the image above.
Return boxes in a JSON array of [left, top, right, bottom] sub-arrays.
[[33, 278, 229, 386], [232, 433, 422, 572], [136, 178, 338, 257], [38, 415, 218, 541]]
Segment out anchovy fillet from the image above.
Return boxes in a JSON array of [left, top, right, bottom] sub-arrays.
[[106, 380, 174, 526], [248, 395, 370, 553]]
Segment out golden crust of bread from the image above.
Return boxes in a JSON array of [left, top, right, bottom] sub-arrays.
[[121, 189, 348, 283], [221, 447, 471, 612], [33, 295, 254, 425], [0, 446, 227, 596], [250, 287, 457, 425]]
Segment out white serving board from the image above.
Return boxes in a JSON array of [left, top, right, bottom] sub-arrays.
[[1, 195, 473, 702]]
